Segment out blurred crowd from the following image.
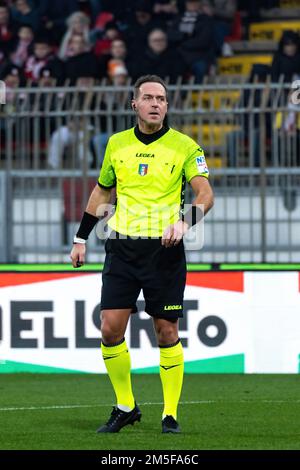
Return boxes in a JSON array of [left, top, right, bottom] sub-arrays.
[[0, 0, 299, 172], [1, 0, 299, 89], [0, 0, 240, 87]]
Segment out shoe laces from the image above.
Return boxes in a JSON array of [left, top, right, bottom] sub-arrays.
[[106, 406, 124, 426]]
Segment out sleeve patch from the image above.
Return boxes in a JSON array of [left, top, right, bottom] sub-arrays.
[[196, 155, 209, 174]]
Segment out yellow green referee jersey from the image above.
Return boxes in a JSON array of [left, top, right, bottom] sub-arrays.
[[98, 125, 209, 237]]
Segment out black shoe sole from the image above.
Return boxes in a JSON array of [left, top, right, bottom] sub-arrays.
[[162, 427, 181, 434]]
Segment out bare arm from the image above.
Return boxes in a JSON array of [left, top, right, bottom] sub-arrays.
[[189, 175, 214, 215], [85, 184, 113, 216], [70, 184, 113, 268], [162, 176, 214, 247]]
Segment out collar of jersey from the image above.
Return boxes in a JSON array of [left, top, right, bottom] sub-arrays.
[[134, 125, 170, 145]]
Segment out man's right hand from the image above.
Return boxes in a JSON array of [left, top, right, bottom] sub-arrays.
[[70, 243, 86, 268]]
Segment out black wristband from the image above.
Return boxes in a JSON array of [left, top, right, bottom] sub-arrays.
[[181, 206, 203, 228], [76, 211, 99, 240]]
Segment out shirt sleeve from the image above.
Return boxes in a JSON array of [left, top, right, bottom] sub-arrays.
[[183, 144, 209, 182], [98, 138, 116, 188]]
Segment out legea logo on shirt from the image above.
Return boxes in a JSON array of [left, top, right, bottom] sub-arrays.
[[138, 163, 148, 176], [136, 153, 155, 158], [196, 155, 209, 174]]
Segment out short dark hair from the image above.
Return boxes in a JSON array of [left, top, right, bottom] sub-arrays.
[[133, 75, 168, 99]]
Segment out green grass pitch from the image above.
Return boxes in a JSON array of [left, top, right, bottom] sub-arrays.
[[0, 374, 300, 450]]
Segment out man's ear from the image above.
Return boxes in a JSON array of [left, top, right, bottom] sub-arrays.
[[131, 100, 137, 111]]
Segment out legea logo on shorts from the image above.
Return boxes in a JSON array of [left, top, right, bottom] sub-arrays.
[[164, 305, 182, 311]]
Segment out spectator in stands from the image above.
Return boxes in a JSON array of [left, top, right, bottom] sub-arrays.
[[64, 34, 99, 84], [91, 64, 130, 167], [0, 3, 15, 65], [153, 1, 179, 25], [200, 0, 236, 53], [9, 24, 34, 67], [10, 0, 40, 32], [106, 58, 126, 80], [99, 38, 134, 80], [227, 64, 272, 168], [93, 21, 121, 57], [58, 12, 91, 60], [0, 64, 26, 148], [168, 0, 216, 83], [131, 28, 186, 82], [0, 62, 26, 97], [90, 9, 114, 42], [39, 0, 78, 44], [123, 0, 163, 55], [38, 55, 65, 85], [271, 30, 300, 83], [25, 65, 61, 160], [108, 61, 128, 85], [48, 76, 99, 169], [107, 38, 128, 68], [24, 33, 54, 83]]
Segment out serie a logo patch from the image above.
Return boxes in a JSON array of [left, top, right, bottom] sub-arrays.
[[138, 163, 148, 176]]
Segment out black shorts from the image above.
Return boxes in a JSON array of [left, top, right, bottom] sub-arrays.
[[100, 233, 186, 321]]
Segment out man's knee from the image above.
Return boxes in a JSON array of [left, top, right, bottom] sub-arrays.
[[155, 320, 179, 345], [100, 311, 125, 344]]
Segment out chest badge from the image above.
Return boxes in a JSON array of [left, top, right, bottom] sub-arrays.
[[138, 163, 148, 176]]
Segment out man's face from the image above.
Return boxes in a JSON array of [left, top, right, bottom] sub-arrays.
[[69, 35, 85, 56], [185, 0, 201, 13], [111, 40, 127, 59], [5, 74, 20, 88], [34, 43, 51, 59], [148, 30, 167, 54], [132, 82, 168, 127], [72, 17, 86, 34], [19, 26, 33, 42], [16, 0, 28, 12], [283, 43, 297, 57]]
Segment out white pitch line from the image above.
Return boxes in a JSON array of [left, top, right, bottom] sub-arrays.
[[0, 399, 298, 412], [0, 401, 214, 412]]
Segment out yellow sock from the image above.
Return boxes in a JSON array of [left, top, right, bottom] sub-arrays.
[[159, 340, 184, 420], [101, 338, 135, 411]]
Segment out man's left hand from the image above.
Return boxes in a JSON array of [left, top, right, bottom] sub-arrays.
[[161, 220, 189, 248]]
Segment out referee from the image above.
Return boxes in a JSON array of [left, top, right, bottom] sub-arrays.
[[70, 75, 214, 434]]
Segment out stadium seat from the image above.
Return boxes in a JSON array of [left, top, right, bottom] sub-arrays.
[[218, 55, 273, 76], [191, 90, 241, 110], [230, 40, 277, 54], [280, 0, 300, 8], [182, 123, 241, 148], [249, 21, 300, 41], [204, 156, 224, 169]]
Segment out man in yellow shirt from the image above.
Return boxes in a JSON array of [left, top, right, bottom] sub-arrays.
[[70, 75, 214, 434]]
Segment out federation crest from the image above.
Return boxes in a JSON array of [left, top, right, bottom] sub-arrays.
[[138, 163, 148, 176]]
